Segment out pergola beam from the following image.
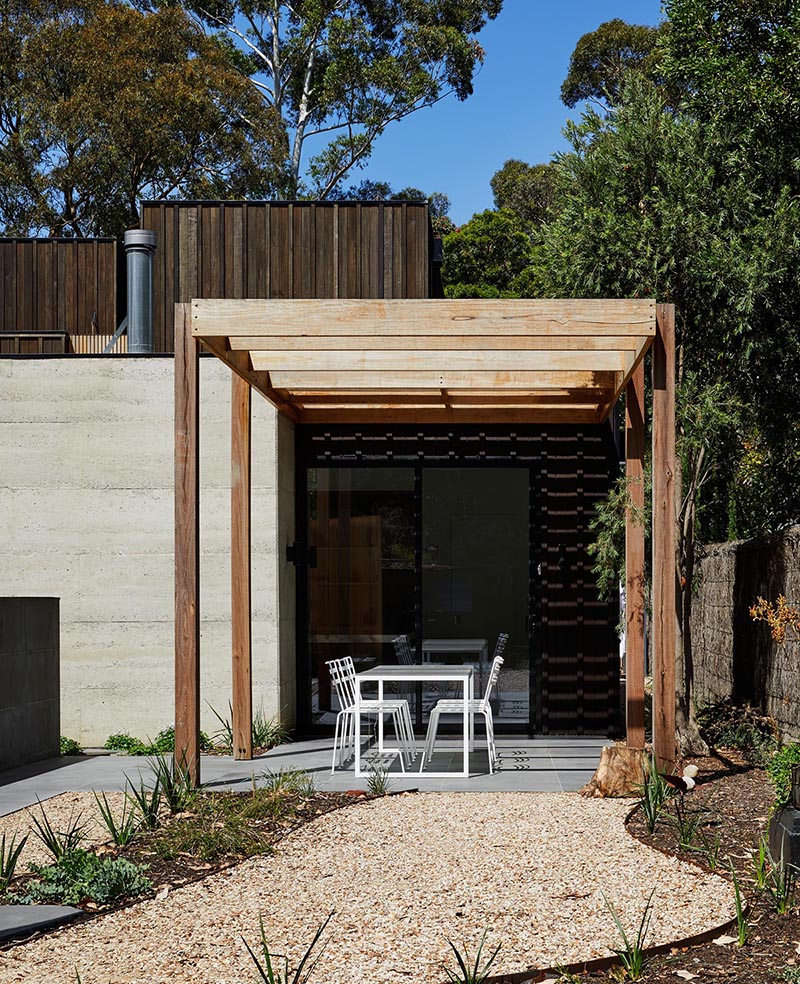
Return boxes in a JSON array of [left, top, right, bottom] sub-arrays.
[[193, 298, 656, 336]]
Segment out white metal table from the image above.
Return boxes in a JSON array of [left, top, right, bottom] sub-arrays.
[[354, 665, 475, 778]]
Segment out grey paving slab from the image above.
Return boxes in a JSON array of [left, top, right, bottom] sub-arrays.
[[0, 905, 84, 942], [0, 738, 609, 816]]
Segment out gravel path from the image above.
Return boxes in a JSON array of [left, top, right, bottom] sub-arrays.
[[0, 792, 734, 984]]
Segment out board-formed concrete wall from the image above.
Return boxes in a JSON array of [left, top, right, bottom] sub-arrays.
[[691, 527, 800, 738], [0, 597, 60, 768], [0, 357, 295, 746]]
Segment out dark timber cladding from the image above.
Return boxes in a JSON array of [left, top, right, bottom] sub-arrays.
[[141, 201, 432, 352], [0, 239, 117, 352], [296, 425, 621, 736]]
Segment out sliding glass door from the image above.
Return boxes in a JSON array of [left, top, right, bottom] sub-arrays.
[[305, 465, 532, 731]]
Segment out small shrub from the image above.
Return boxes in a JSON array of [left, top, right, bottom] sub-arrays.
[[696, 699, 779, 765], [767, 743, 800, 807], [28, 800, 89, 861], [104, 733, 148, 755], [11, 849, 151, 906], [0, 833, 27, 893], [443, 931, 501, 984], [60, 736, 82, 756], [244, 911, 333, 984], [104, 728, 211, 756]]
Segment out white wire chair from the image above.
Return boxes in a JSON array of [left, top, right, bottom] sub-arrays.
[[326, 657, 416, 773], [392, 634, 415, 665], [420, 655, 504, 774]]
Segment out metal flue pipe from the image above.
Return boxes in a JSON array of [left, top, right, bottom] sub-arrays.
[[124, 229, 157, 354]]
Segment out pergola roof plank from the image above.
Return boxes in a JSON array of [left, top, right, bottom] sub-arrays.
[[192, 298, 654, 424]]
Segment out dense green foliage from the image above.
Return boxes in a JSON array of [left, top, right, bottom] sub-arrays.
[[560, 17, 665, 108], [490, 160, 558, 233], [0, 0, 281, 237], [59, 736, 82, 756], [441, 210, 531, 297], [11, 849, 151, 906], [766, 743, 800, 807], [104, 727, 212, 756]]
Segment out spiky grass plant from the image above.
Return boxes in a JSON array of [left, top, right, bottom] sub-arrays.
[[147, 750, 196, 814], [366, 765, 391, 797], [729, 861, 749, 946], [93, 791, 140, 847], [28, 799, 89, 861], [636, 755, 673, 834], [261, 768, 315, 797], [604, 889, 655, 981], [0, 832, 27, 893], [244, 911, 334, 984], [125, 776, 162, 830], [443, 931, 501, 984]]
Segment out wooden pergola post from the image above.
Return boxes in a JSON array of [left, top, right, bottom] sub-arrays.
[[231, 373, 253, 760], [625, 361, 646, 748], [652, 303, 677, 771], [174, 302, 201, 785]]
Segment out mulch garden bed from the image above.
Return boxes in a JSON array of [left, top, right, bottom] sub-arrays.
[[579, 749, 799, 984]]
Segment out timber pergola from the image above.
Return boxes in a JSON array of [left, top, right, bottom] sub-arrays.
[[174, 298, 676, 782]]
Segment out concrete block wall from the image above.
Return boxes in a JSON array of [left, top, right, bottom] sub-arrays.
[[691, 527, 800, 738], [0, 597, 60, 769], [0, 357, 295, 746]]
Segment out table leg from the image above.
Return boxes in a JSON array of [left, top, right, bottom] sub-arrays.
[[355, 681, 363, 778], [378, 679, 384, 752], [462, 674, 470, 778]]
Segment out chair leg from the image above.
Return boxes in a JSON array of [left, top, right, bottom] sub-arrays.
[[331, 712, 343, 773], [421, 708, 440, 770], [484, 709, 497, 774]]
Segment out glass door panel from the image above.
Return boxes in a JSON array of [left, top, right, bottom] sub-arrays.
[[308, 467, 415, 725], [421, 469, 530, 727]]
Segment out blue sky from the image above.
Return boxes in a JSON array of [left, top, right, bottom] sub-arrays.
[[356, 0, 665, 225]]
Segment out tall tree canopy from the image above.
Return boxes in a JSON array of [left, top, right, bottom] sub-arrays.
[[490, 160, 558, 232], [0, 0, 281, 236], [441, 209, 531, 297], [183, 0, 503, 197], [560, 17, 665, 108]]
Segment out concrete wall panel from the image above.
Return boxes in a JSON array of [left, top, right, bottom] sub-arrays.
[[0, 357, 294, 745]]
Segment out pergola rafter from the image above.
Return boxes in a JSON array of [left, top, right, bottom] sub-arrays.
[[174, 297, 676, 785], [190, 298, 654, 426]]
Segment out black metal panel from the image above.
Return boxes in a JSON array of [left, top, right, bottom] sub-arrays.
[[295, 424, 621, 737]]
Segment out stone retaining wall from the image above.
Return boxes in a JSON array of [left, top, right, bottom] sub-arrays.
[[691, 527, 800, 738]]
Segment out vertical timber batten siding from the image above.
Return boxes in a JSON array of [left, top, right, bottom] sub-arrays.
[[140, 201, 431, 353], [0, 239, 117, 353]]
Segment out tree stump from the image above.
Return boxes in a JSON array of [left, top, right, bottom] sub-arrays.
[[579, 744, 646, 798]]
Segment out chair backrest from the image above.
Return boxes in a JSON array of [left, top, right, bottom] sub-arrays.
[[393, 634, 414, 665], [481, 655, 504, 709], [493, 632, 509, 660], [326, 658, 357, 712]]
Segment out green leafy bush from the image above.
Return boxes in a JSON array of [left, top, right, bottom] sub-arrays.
[[60, 736, 82, 756], [104, 727, 211, 756], [12, 849, 151, 906], [696, 699, 779, 765], [766, 743, 800, 807]]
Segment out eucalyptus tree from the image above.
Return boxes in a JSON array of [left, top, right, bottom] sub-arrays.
[[0, 0, 282, 236], [181, 0, 503, 198]]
